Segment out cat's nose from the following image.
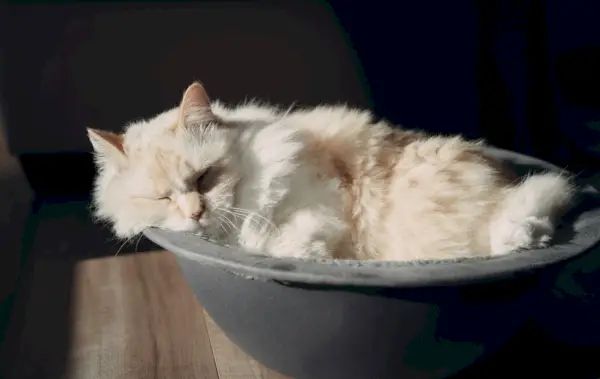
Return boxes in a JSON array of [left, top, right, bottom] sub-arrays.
[[190, 207, 204, 221], [176, 192, 205, 221]]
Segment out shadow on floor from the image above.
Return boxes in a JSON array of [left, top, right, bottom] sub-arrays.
[[0, 198, 161, 379]]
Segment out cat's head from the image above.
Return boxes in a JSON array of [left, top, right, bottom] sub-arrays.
[[88, 82, 240, 239]]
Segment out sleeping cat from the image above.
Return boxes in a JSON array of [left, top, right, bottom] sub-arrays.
[[88, 82, 575, 261]]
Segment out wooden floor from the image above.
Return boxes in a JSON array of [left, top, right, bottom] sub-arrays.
[[0, 201, 290, 379]]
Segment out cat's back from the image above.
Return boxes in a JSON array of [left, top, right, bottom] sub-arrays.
[[287, 105, 374, 140], [284, 105, 396, 174]]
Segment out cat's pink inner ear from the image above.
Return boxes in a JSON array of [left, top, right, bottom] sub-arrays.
[[178, 82, 215, 128], [180, 82, 212, 111], [87, 128, 126, 156]]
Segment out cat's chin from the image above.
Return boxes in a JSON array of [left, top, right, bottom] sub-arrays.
[[160, 219, 203, 234]]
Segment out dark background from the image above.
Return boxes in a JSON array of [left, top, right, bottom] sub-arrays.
[[0, 1, 599, 378], [331, 0, 600, 172], [3, 0, 600, 199], [0, 0, 600, 193]]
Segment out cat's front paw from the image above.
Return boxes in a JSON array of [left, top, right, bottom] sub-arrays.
[[490, 216, 554, 256]]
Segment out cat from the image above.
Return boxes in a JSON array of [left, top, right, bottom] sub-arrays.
[[88, 81, 575, 261]]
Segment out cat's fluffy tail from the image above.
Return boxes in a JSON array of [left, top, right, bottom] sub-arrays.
[[489, 172, 575, 256]]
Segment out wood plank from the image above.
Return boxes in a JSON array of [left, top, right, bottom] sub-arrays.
[[204, 312, 291, 379], [65, 251, 220, 379]]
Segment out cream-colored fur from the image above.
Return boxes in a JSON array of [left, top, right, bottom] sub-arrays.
[[89, 82, 575, 261]]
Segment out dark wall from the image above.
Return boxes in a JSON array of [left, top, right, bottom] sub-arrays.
[[330, 0, 600, 172], [331, 0, 481, 138]]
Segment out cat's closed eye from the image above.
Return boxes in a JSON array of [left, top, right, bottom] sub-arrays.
[[154, 191, 172, 201], [131, 194, 171, 203]]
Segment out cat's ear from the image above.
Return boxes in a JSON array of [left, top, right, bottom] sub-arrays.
[[87, 128, 127, 164], [178, 81, 215, 128]]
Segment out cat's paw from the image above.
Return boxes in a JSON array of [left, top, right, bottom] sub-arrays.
[[490, 216, 554, 256]]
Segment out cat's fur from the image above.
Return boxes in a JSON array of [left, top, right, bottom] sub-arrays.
[[88, 82, 575, 261]]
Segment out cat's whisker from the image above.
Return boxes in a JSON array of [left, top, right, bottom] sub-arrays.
[[214, 212, 228, 226], [229, 207, 279, 232], [230, 211, 273, 230], [220, 208, 251, 222], [134, 234, 144, 253], [115, 237, 131, 257], [220, 209, 244, 223], [216, 212, 239, 234], [222, 208, 264, 231], [218, 221, 229, 236], [220, 215, 235, 232], [216, 215, 232, 234]]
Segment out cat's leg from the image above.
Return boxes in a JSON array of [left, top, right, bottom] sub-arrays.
[[265, 208, 346, 259], [490, 172, 575, 256]]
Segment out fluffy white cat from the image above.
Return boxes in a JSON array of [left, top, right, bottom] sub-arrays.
[[88, 82, 575, 261]]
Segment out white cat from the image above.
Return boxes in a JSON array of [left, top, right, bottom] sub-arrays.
[[88, 82, 575, 261]]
